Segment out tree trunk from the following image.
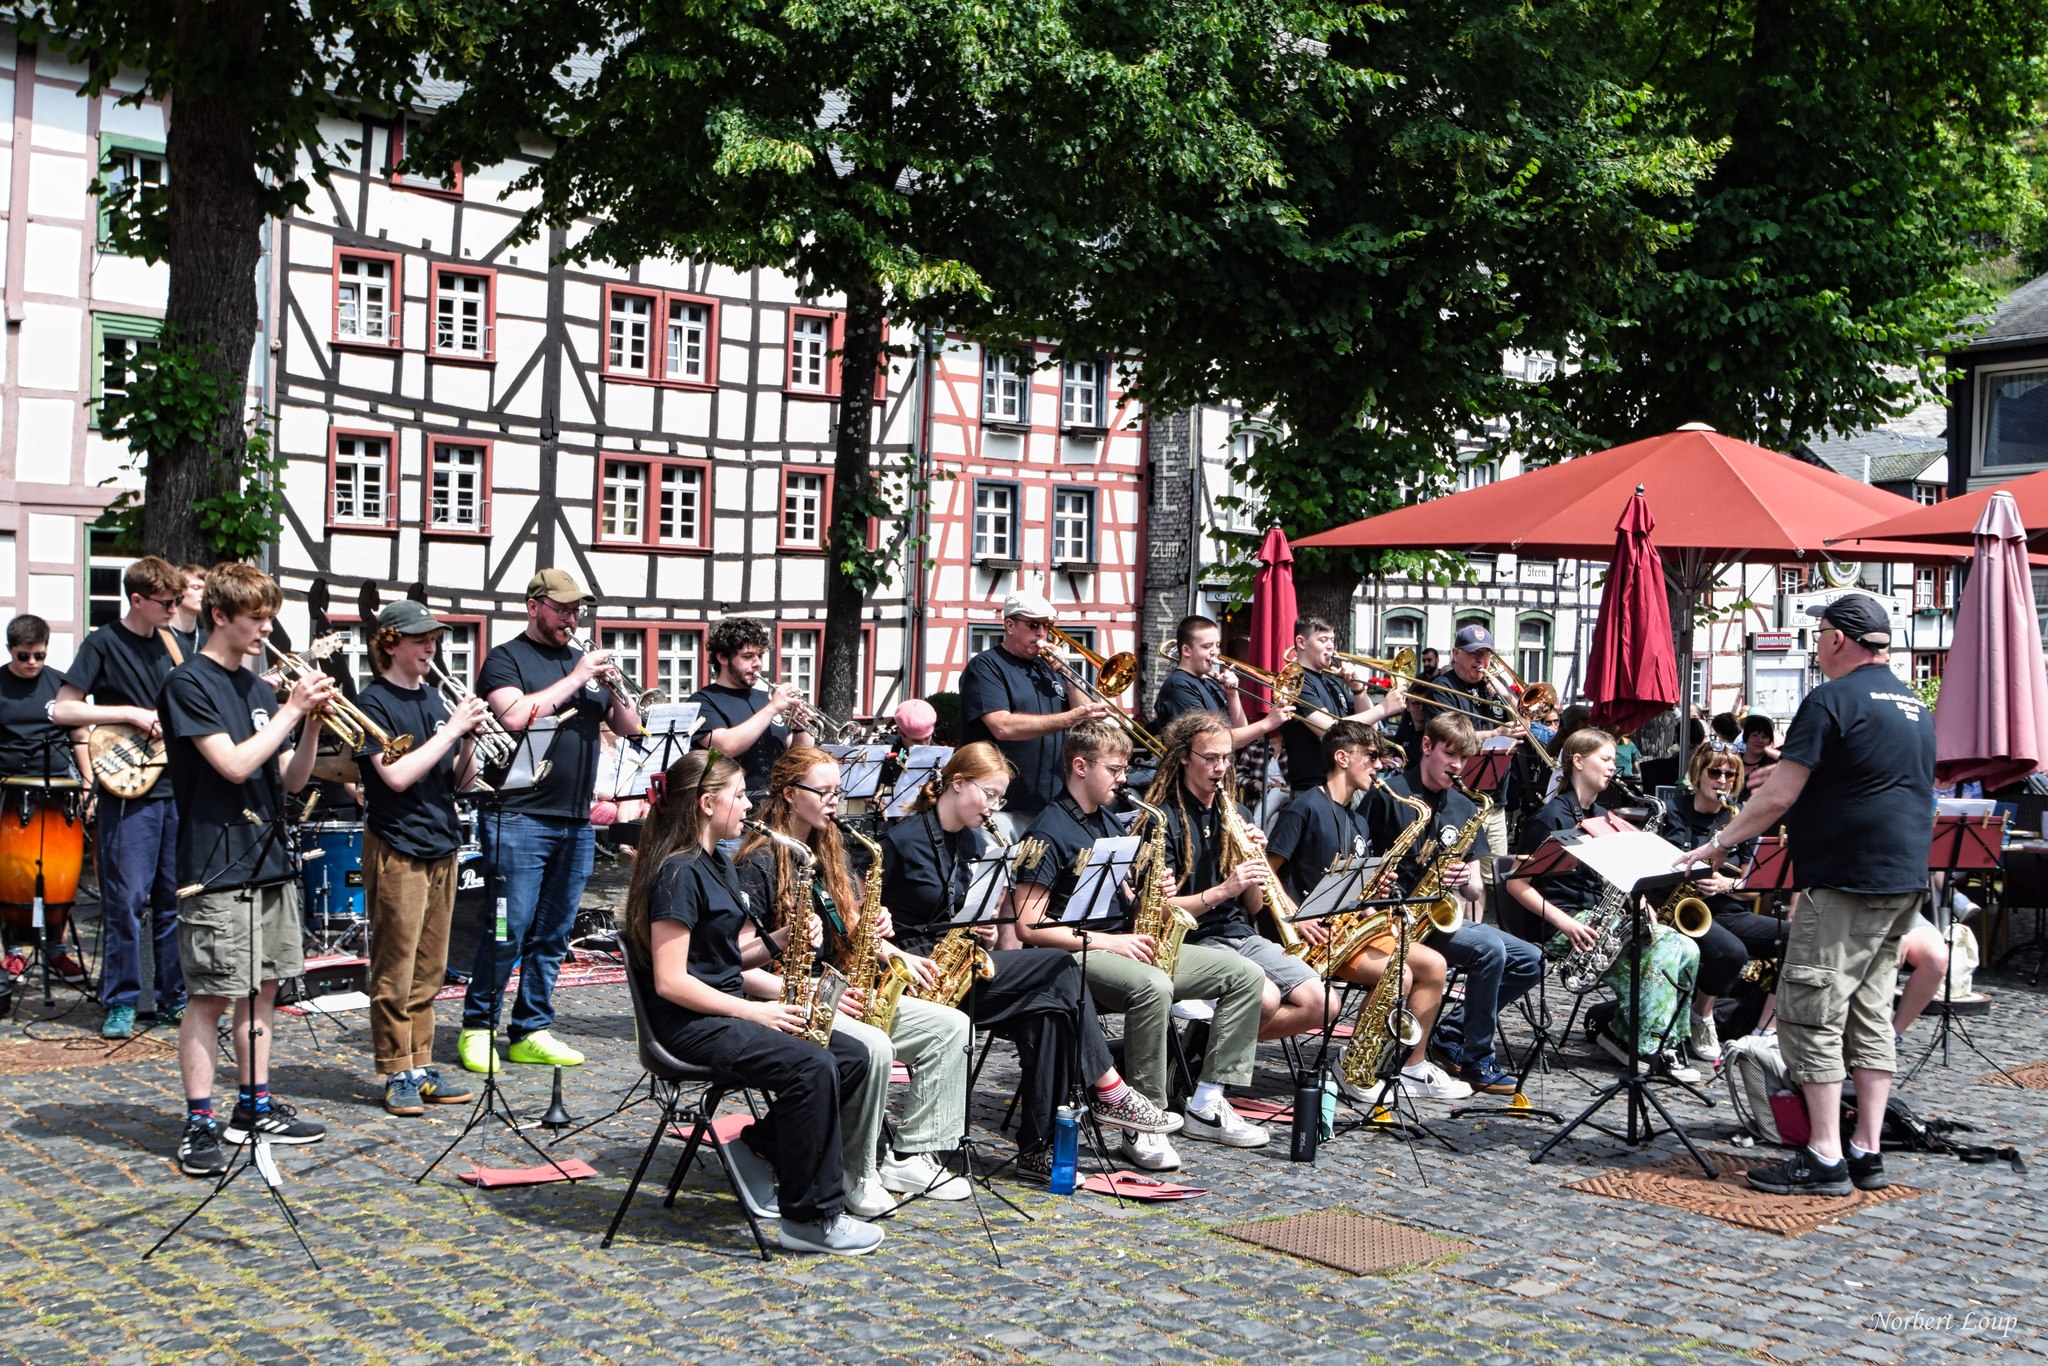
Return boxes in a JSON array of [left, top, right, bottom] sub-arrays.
[[819, 280, 888, 723], [143, 0, 265, 564], [1292, 560, 1361, 650]]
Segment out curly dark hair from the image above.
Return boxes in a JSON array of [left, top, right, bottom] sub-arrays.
[[706, 616, 771, 672]]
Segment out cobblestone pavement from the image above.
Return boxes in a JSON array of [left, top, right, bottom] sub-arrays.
[[2, 879, 2042, 1365]]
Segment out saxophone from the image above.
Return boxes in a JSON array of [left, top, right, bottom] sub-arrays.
[[1402, 782, 1492, 939], [902, 816, 1003, 1014], [1340, 905, 1423, 1094], [1551, 779, 1666, 994], [1660, 794, 1739, 939], [1127, 795, 1197, 978], [745, 820, 835, 1047], [1297, 789, 1431, 975], [1218, 779, 1301, 951], [835, 819, 916, 1034]]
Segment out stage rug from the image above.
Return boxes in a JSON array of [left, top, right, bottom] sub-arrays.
[[1217, 1210, 1474, 1275], [1566, 1150, 1920, 1236]]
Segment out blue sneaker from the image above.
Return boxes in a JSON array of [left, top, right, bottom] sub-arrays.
[[1460, 1057, 1519, 1095], [101, 1004, 136, 1040]]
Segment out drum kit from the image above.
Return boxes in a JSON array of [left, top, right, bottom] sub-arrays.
[[0, 774, 90, 1006]]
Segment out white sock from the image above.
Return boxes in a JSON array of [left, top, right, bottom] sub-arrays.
[[1189, 1081, 1223, 1115], [1848, 1141, 1877, 1160]]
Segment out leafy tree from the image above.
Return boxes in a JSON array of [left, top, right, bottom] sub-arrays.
[[19, 0, 476, 563], [414, 0, 1306, 718]]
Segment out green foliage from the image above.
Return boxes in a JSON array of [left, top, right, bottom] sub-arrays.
[[1913, 674, 1942, 710]]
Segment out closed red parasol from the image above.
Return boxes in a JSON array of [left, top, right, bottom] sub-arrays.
[[1585, 487, 1680, 736], [1243, 526, 1299, 720], [1934, 491, 2048, 789]]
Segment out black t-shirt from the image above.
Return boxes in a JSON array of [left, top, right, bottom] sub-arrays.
[[1153, 670, 1228, 728], [880, 809, 995, 955], [1279, 668, 1354, 789], [1661, 795, 1758, 915], [475, 635, 605, 820], [1266, 784, 1374, 906], [162, 655, 297, 889], [958, 644, 1068, 817], [688, 682, 789, 796], [170, 624, 206, 661], [1367, 772, 1491, 893], [635, 850, 756, 1046], [1017, 793, 1132, 930], [68, 622, 177, 802], [0, 669, 73, 778], [355, 677, 462, 860], [1429, 668, 1511, 729], [735, 841, 859, 964], [1513, 787, 1605, 914], [1157, 791, 1257, 940], [1779, 662, 1937, 894]]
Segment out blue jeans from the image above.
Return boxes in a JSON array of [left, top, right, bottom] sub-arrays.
[[460, 813, 593, 1041], [1431, 922, 1542, 1070], [96, 796, 183, 1010]]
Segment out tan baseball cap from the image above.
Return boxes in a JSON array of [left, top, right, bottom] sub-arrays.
[[1002, 589, 1056, 622], [527, 568, 594, 604]]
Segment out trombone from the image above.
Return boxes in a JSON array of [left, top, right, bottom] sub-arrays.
[[262, 642, 414, 763], [1155, 639, 1338, 721], [1047, 624, 1136, 697], [1041, 638, 1163, 758]]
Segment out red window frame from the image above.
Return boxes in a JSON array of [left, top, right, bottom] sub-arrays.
[[333, 248, 404, 350], [594, 453, 714, 551], [327, 426, 399, 532], [659, 291, 721, 389], [778, 467, 834, 552], [424, 435, 494, 539], [387, 119, 465, 199], [427, 264, 497, 363], [784, 308, 888, 401], [774, 622, 828, 705], [602, 284, 661, 381], [432, 613, 492, 690]]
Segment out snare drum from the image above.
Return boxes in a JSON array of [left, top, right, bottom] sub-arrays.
[[300, 821, 366, 921], [0, 776, 85, 943]]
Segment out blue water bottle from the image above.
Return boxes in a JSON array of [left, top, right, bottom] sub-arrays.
[[1049, 1105, 1080, 1194]]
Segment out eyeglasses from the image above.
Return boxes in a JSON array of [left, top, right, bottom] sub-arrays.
[[12, 650, 46, 662], [1191, 750, 1234, 768], [1705, 740, 1734, 752], [1816, 626, 1842, 644], [1094, 760, 1130, 779], [789, 781, 843, 801], [972, 783, 1007, 810], [535, 597, 585, 618]]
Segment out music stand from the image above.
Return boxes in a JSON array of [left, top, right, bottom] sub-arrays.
[[1461, 744, 1513, 798], [1903, 814, 2015, 1086], [1281, 856, 1378, 1163], [884, 747, 953, 820]]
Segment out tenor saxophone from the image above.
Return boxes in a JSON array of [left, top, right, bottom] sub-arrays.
[[1127, 795, 1196, 979], [1296, 789, 1432, 974], [745, 820, 835, 1046], [1218, 781, 1300, 951], [835, 819, 915, 1034], [1339, 910, 1424, 1095]]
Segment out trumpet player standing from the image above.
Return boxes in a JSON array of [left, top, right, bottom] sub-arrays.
[[357, 602, 489, 1115], [1278, 616, 1404, 793], [690, 616, 812, 798], [457, 570, 642, 1074]]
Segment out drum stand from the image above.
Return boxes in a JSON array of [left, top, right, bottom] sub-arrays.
[[9, 740, 93, 1010]]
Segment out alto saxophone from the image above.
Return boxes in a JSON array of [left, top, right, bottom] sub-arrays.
[[836, 819, 915, 1034], [1127, 795, 1196, 978], [1218, 781, 1301, 951], [1297, 789, 1432, 975], [1660, 794, 1740, 939], [745, 820, 835, 1047], [896, 816, 1001, 1017], [1340, 907, 1423, 1095], [1402, 782, 1492, 940], [1551, 779, 1666, 994]]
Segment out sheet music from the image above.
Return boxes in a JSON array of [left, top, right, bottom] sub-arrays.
[[1060, 834, 1140, 924], [1935, 798, 1997, 817], [1480, 735, 1517, 752], [953, 846, 1015, 927], [885, 745, 953, 817], [1569, 828, 1692, 893], [1298, 853, 1379, 920], [501, 716, 565, 791], [599, 712, 705, 799], [822, 744, 886, 800]]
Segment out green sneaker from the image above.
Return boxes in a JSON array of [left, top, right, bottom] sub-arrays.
[[101, 1004, 136, 1040], [456, 1028, 502, 1075], [506, 1030, 585, 1067]]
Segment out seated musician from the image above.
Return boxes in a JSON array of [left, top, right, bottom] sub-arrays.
[[622, 749, 884, 1256], [1265, 721, 1458, 1101], [1012, 719, 1270, 1170], [1145, 711, 1339, 1041], [1366, 713, 1544, 1098], [1660, 741, 1785, 1063], [0, 614, 90, 981], [1507, 728, 1702, 1083], [737, 747, 971, 1208], [1151, 616, 1287, 750], [879, 742, 1178, 1182]]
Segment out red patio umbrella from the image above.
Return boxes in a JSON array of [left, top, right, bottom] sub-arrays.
[[1243, 526, 1299, 720], [1832, 464, 2048, 551], [1934, 491, 2048, 789], [1584, 487, 1679, 736]]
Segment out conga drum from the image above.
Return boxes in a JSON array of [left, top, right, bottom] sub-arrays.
[[0, 776, 86, 945]]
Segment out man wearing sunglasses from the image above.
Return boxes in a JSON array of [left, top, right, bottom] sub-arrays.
[[455, 569, 642, 1074], [52, 555, 188, 1039]]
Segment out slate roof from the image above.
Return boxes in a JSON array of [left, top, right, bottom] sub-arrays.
[[1958, 272, 2048, 353], [1795, 426, 1945, 486]]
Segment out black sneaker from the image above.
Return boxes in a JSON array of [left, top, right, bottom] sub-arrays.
[[1746, 1146, 1851, 1196], [223, 1100, 327, 1146], [178, 1117, 228, 1178], [1013, 1146, 1053, 1186], [1846, 1147, 1889, 1191]]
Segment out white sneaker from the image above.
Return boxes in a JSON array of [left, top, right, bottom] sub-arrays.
[[844, 1173, 896, 1218], [878, 1149, 971, 1201], [1170, 998, 1216, 1022], [1689, 1011, 1723, 1063], [1335, 1068, 1392, 1107], [1397, 1061, 1474, 1101], [1122, 1129, 1182, 1171], [1182, 1098, 1271, 1149], [1652, 1050, 1704, 1085], [779, 1211, 884, 1256]]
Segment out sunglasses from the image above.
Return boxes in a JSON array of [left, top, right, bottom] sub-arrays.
[[1706, 767, 1740, 778], [149, 596, 180, 611], [12, 650, 47, 662]]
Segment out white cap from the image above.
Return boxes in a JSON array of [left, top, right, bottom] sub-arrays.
[[1002, 589, 1056, 623]]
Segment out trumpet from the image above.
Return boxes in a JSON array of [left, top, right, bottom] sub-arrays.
[[427, 659, 531, 775], [1048, 624, 1136, 697], [1041, 641, 1164, 757], [263, 642, 413, 763], [568, 634, 648, 736], [760, 676, 854, 741]]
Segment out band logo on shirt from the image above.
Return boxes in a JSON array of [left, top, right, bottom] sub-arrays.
[[251, 707, 271, 730]]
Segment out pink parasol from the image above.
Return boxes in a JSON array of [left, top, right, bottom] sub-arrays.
[[1244, 526, 1299, 720], [1584, 486, 1680, 736], [1934, 491, 2048, 789]]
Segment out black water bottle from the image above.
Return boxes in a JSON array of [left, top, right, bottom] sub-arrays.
[[1290, 1070, 1322, 1162]]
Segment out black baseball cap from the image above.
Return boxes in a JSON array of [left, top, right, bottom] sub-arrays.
[[1806, 593, 1890, 647]]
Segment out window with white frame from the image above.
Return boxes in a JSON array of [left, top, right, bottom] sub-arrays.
[[1979, 366, 2048, 471], [332, 435, 390, 524], [790, 315, 832, 392], [1516, 618, 1550, 687], [666, 299, 712, 383], [1690, 658, 1707, 708], [93, 315, 159, 429], [600, 628, 645, 693], [1912, 483, 1942, 506], [1915, 567, 1941, 611], [602, 459, 647, 540], [1056, 626, 1098, 686], [1779, 567, 1804, 598], [439, 623, 479, 690], [1052, 488, 1095, 564], [656, 630, 702, 701], [433, 269, 491, 358], [783, 472, 826, 547], [973, 483, 1017, 560], [98, 137, 165, 248], [1061, 359, 1103, 427], [337, 628, 375, 692], [1913, 652, 1945, 683], [337, 256, 396, 343], [1381, 613, 1422, 653], [969, 625, 1003, 658], [983, 351, 1028, 423], [659, 464, 706, 545], [607, 291, 654, 377], [781, 629, 822, 701], [1456, 459, 1496, 493], [429, 442, 487, 531]]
